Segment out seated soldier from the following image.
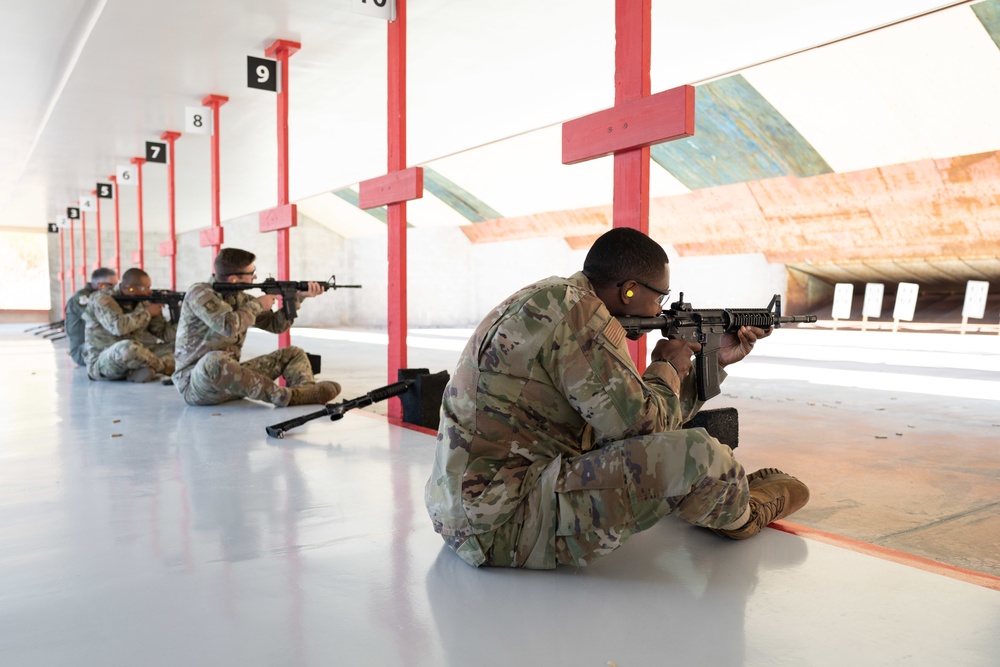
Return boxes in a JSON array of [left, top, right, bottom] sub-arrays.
[[66, 267, 118, 366], [425, 228, 809, 569], [171, 247, 341, 407], [82, 268, 176, 383]]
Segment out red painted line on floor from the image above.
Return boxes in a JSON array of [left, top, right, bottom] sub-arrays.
[[772, 520, 1000, 592], [368, 413, 1000, 591]]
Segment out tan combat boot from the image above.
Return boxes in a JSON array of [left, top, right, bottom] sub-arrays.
[[712, 468, 810, 540], [287, 381, 342, 406]]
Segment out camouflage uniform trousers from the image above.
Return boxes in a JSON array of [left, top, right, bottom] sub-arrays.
[[179, 345, 315, 406], [486, 427, 749, 567], [87, 340, 175, 381]]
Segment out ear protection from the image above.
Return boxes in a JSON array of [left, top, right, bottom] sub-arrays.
[[625, 290, 634, 298]]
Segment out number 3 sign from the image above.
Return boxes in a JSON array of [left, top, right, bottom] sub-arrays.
[[185, 106, 213, 135]]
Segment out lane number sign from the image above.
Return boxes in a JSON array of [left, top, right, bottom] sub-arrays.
[[97, 182, 113, 199], [185, 106, 213, 135], [247, 56, 279, 92], [145, 141, 168, 164], [352, 0, 396, 20], [116, 165, 136, 185]]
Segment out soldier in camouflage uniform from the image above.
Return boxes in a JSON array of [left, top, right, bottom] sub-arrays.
[[425, 228, 809, 569], [83, 268, 176, 382], [171, 248, 341, 408], [66, 267, 117, 366]]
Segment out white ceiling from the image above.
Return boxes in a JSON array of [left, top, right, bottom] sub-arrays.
[[2, 0, 981, 240]]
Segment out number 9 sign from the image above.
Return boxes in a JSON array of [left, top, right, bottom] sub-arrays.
[[247, 56, 279, 92]]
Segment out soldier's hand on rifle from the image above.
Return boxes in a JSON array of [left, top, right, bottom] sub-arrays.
[[718, 325, 771, 367], [146, 303, 163, 318], [257, 294, 278, 311], [298, 282, 323, 300], [651, 338, 701, 378]]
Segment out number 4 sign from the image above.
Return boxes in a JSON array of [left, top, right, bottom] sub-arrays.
[[185, 106, 213, 135]]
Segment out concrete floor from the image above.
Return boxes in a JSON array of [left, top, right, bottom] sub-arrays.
[[1, 324, 998, 665]]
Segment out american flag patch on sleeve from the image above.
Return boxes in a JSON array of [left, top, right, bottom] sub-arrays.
[[601, 317, 627, 348]]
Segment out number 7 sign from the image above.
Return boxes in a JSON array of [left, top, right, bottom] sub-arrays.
[[145, 141, 168, 163]]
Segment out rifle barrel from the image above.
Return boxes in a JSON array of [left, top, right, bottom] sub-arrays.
[[265, 406, 333, 439]]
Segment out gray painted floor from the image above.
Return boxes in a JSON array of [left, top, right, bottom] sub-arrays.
[[1, 324, 998, 666]]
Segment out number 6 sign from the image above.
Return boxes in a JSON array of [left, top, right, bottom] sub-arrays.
[[185, 105, 213, 135], [116, 164, 136, 185]]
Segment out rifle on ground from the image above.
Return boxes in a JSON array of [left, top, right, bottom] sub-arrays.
[[265, 380, 413, 438], [213, 275, 361, 320], [26, 320, 64, 334], [616, 294, 817, 401], [114, 290, 186, 322]]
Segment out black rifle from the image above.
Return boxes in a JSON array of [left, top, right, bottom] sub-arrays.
[[265, 380, 413, 438], [616, 294, 817, 401], [26, 320, 64, 334], [114, 290, 186, 322], [213, 275, 361, 320]]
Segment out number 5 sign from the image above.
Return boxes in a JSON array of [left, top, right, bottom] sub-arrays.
[[185, 105, 213, 135]]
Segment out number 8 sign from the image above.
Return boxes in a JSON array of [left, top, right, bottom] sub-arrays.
[[185, 105, 213, 135]]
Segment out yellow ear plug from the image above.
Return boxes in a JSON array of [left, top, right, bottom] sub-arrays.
[[626, 290, 634, 298]]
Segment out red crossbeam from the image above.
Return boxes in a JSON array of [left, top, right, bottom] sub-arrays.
[[359, 167, 423, 209], [562, 85, 695, 165]]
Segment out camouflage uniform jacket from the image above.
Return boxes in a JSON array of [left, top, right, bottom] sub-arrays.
[[171, 282, 301, 392], [425, 271, 721, 565], [82, 287, 173, 365], [66, 285, 98, 365]]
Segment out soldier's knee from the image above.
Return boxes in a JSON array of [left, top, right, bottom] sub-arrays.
[[199, 351, 231, 372]]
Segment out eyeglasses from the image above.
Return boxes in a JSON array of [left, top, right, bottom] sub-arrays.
[[226, 271, 257, 279], [617, 279, 671, 306]]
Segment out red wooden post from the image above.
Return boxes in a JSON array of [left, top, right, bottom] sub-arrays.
[[358, 0, 422, 420], [560, 0, 695, 371], [80, 209, 88, 280], [261, 39, 301, 350], [109, 174, 121, 271], [92, 189, 102, 271], [69, 216, 76, 293], [200, 95, 229, 264], [130, 157, 146, 270], [59, 228, 66, 318], [160, 131, 181, 290]]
